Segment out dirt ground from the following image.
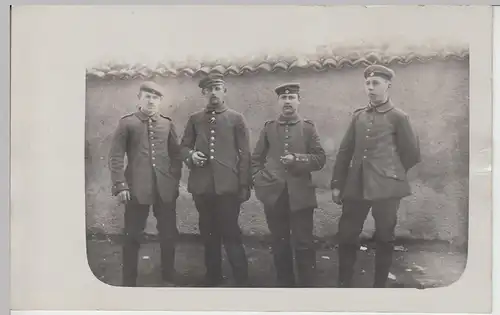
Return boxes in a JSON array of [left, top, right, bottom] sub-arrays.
[[87, 236, 467, 289]]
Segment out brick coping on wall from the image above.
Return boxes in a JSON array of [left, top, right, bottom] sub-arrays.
[[86, 43, 469, 80]]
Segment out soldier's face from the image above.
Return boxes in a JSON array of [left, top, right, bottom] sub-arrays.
[[138, 91, 162, 116], [365, 77, 390, 103], [203, 84, 226, 106], [278, 93, 300, 115]]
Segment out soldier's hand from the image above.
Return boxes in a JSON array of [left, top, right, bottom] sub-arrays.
[[192, 151, 208, 167], [238, 187, 251, 203], [332, 188, 342, 205], [117, 190, 131, 204], [280, 154, 295, 165]]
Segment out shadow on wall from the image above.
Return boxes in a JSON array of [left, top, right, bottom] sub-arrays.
[[85, 59, 469, 246]]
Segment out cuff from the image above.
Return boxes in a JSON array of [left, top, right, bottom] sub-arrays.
[[293, 153, 310, 163], [112, 182, 129, 195]]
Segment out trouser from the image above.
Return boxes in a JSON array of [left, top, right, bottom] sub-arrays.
[[122, 193, 178, 287], [336, 198, 400, 288], [264, 188, 316, 287], [193, 193, 249, 286]]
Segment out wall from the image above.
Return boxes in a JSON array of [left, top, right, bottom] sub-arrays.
[[85, 58, 469, 245]]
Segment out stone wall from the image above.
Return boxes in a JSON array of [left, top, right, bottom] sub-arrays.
[[85, 58, 469, 246]]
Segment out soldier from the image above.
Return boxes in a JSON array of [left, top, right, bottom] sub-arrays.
[[180, 73, 251, 287], [331, 65, 421, 288], [251, 83, 326, 287], [108, 81, 183, 287]]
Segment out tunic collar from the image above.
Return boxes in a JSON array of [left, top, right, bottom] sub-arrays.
[[205, 102, 228, 114], [135, 109, 160, 121], [367, 99, 394, 113], [277, 113, 301, 125]]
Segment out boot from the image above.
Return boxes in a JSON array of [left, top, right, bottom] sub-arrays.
[[337, 243, 358, 288], [271, 240, 295, 287], [373, 242, 394, 288], [224, 242, 249, 286], [295, 249, 317, 287], [160, 240, 177, 284], [199, 231, 222, 285], [122, 241, 140, 287]]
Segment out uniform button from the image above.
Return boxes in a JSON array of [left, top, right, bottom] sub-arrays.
[[212, 111, 216, 114], [211, 130, 215, 134], [210, 156, 214, 159], [284, 150, 289, 154], [153, 164, 156, 167], [152, 143, 155, 146], [286, 136, 290, 139], [367, 129, 371, 131], [365, 136, 369, 138], [363, 156, 367, 158], [210, 143, 215, 147], [210, 149, 215, 153], [210, 137, 215, 141], [152, 157, 155, 160], [152, 150, 155, 154]]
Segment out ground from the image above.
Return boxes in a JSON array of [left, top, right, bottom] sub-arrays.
[[87, 236, 467, 289]]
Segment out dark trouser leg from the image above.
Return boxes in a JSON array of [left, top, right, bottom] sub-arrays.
[[264, 190, 294, 287], [152, 194, 179, 282], [371, 199, 400, 288], [291, 207, 316, 287], [122, 198, 150, 286], [215, 194, 249, 286], [336, 199, 371, 287], [193, 194, 222, 285]]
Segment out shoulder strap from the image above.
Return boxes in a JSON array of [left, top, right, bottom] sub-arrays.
[[120, 113, 134, 120], [159, 113, 172, 121]]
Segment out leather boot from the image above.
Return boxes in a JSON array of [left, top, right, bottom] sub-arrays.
[[122, 237, 140, 287], [224, 242, 249, 286], [373, 242, 394, 288], [337, 243, 357, 288], [203, 236, 223, 286], [271, 241, 295, 287], [160, 240, 176, 283], [296, 249, 317, 287]]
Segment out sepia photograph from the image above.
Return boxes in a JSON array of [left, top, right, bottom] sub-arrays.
[[85, 6, 469, 289], [10, 4, 492, 313]]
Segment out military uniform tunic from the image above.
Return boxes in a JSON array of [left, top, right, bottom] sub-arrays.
[[251, 116, 326, 212], [331, 100, 421, 201], [180, 105, 252, 195], [108, 110, 182, 204]]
